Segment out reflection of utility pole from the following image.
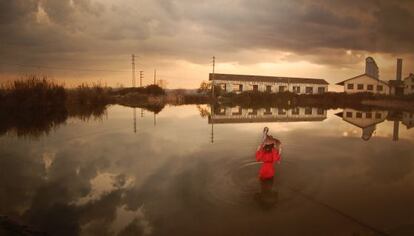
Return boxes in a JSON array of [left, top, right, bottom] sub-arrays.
[[210, 104, 214, 143], [153, 112, 156, 127], [393, 120, 399, 141], [132, 54, 136, 87], [141, 108, 144, 118], [139, 71, 144, 87], [212, 56, 215, 98], [133, 108, 137, 133]]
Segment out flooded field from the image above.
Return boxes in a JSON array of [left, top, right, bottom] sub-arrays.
[[1, 104, 414, 236]]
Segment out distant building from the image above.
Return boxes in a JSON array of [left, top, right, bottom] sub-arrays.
[[209, 73, 329, 94], [209, 106, 327, 124], [336, 74, 390, 94], [403, 73, 414, 95], [335, 109, 388, 141], [336, 57, 390, 94]]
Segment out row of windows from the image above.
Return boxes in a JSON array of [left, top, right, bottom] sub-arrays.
[[227, 108, 325, 116], [246, 85, 326, 93], [347, 83, 383, 91], [345, 112, 383, 119]]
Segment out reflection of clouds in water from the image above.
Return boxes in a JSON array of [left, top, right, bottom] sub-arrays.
[[42, 151, 56, 174], [75, 173, 135, 206], [111, 205, 153, 236]]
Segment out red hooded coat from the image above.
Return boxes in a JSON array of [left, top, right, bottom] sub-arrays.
[[255, 148, 281, 180]]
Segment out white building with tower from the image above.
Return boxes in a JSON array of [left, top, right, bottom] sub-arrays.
[[209, 73, 329, 94], [336, 57, 390, 95], [337, 57, 414, 96]]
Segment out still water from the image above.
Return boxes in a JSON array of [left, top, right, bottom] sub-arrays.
[[1, 105, 414, 236]]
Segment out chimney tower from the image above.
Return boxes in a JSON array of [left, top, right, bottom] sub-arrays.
[[396, 58, 403, 81]]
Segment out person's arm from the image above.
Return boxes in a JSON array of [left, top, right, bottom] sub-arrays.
[[273, 149, 281, 163]]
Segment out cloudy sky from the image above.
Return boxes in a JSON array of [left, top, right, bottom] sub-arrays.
[[0, 0, 413, 88]]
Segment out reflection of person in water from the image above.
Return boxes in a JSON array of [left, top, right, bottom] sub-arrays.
[[254, 178, 279, 210]]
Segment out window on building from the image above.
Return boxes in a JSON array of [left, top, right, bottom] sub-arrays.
[[375, 113, 382, 119], [248, 109, 257, 115], [377, 85, 383, 91], [293, 86, 300, 93], [346, 112, 353, 118], [305, 107, 312, 115], [278, 109, 286, 115], [291, 108, 300, 115], [356, 112, 362, 118], [305, 87, 313, 94], [279, 86, 286, 92], [266, 85, 272, 93], [367, 85, 373, 91], [347, 83, 354, 89], [411, 85, 414, 90], [232, 84, 242, 91], [318, 87, 325, 94], [232, 107, 242, 115], [217, 108, 226, 115], [252, 85, 258, 92], [317, 108, 324, 115], [366, 112, 372, 119], [357, 84, 364, 90], [218, 84, 227, 92], [264, 107, 272, 115]]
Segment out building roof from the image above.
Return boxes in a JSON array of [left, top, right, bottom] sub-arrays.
[[404, 73, 414, 81], [335, 73, 389, 86], [209, 73, 329, 85]]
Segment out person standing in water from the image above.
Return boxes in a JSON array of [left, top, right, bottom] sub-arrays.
[[255, 127, 281, 180]]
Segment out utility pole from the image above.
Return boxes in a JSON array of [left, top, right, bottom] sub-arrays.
[[131, 54, 136, 88], [212, 56, 215, 98], [153, 69, 157, 85], [139, 71, 144, 87]]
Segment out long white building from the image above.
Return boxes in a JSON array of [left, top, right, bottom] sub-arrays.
[[209, 73, 329, 94]]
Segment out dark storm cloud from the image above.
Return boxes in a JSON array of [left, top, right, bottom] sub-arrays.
[[0, 0, 413, 68]]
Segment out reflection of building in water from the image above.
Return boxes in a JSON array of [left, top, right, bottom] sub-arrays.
[[209, 106, 327, 124], [402, 112, 414, 129], [336, 109, 388, 141], [209, 73, 329, 94]]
